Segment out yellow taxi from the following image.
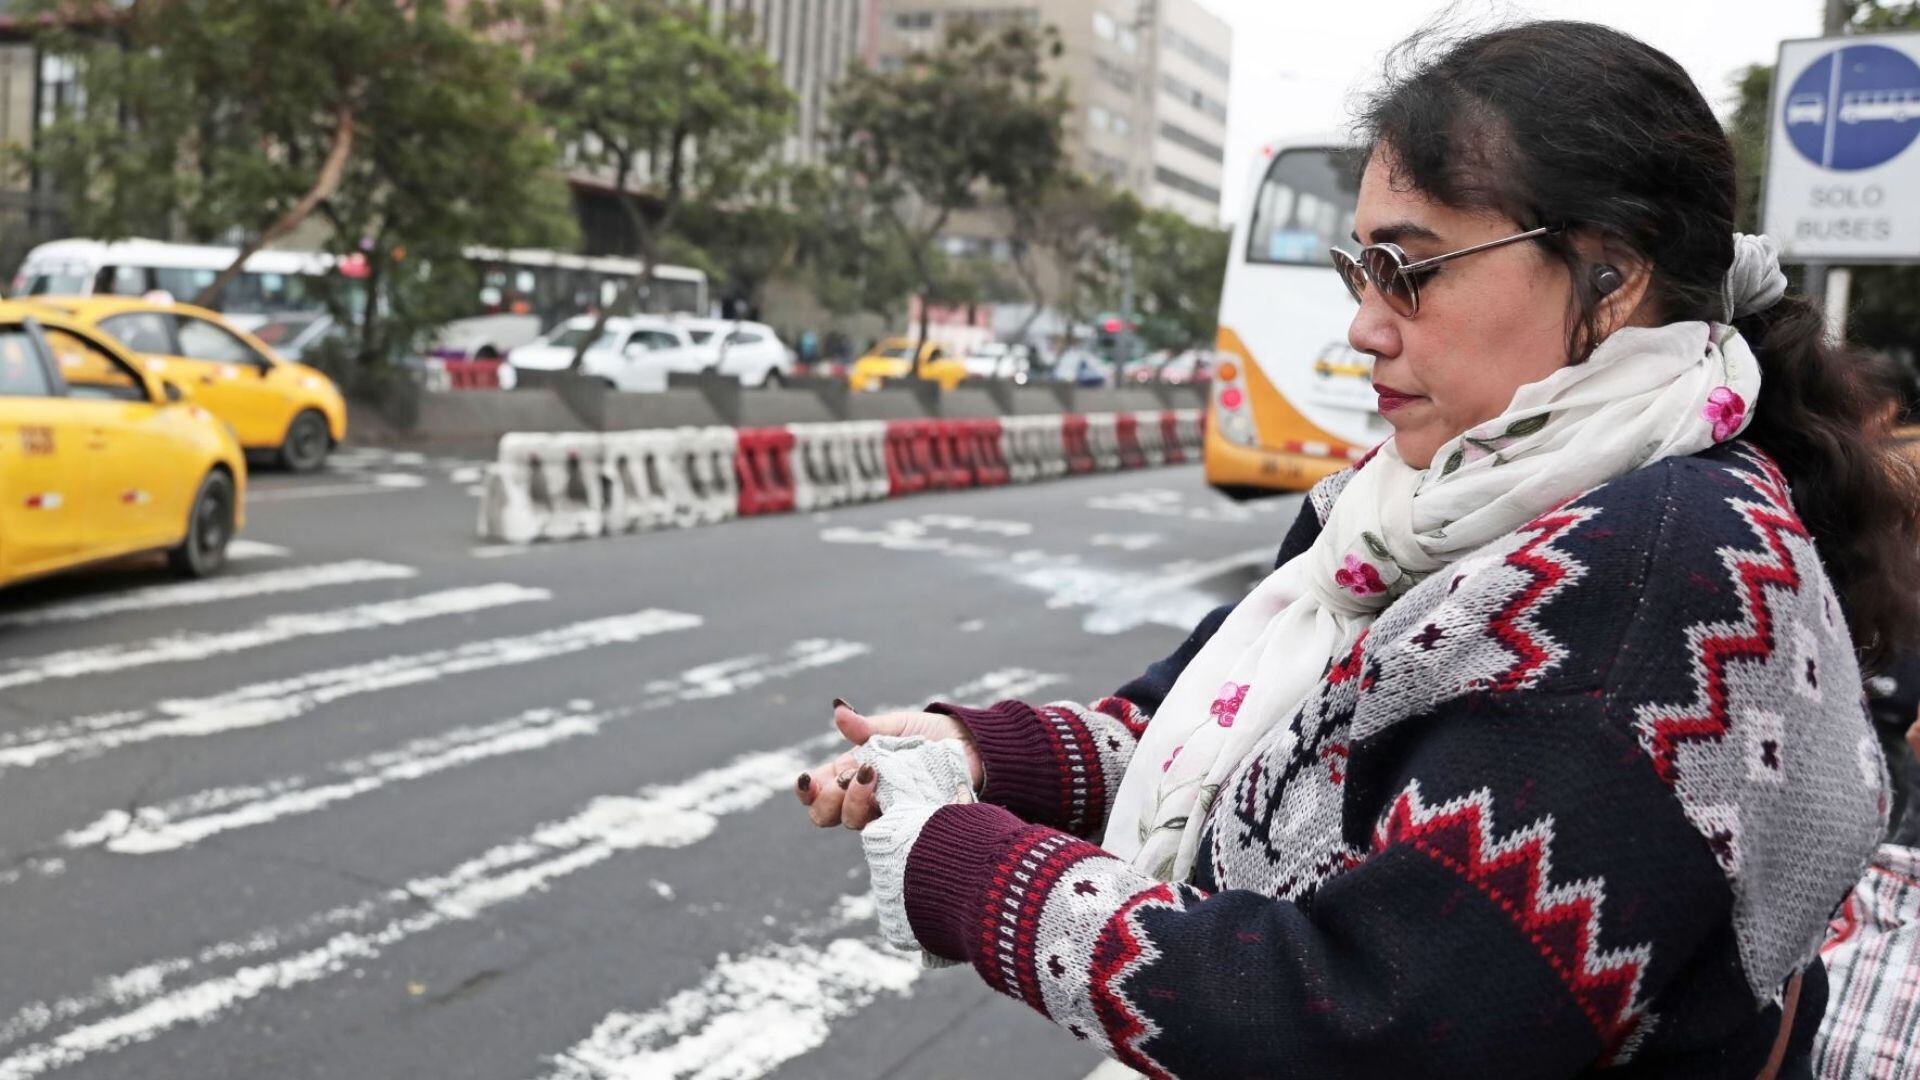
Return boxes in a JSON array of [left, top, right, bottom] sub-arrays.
[[0, 303, 246, 586], [26, 296, 347, 472], [847, 337, 969, 392]]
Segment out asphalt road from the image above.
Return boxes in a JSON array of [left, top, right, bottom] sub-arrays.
[[0, 445, 1300, 1080]]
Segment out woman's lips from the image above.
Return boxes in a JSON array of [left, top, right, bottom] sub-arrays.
[[1374, 385, 1423, 414]]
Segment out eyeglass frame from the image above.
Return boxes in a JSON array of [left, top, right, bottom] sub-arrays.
[[1328, 224, 1563, 317]]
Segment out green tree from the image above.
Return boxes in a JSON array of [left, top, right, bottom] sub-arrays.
[[20, 0, 569, 323], [518, 0, 792, 364], [1127, 208, 1230, 353], [1007, 172, 1142, 343], [1727, 0, 1920, 366], [826, 19, 1068, 353]]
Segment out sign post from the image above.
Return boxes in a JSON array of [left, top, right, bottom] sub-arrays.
[[1761, 29, 1920, 340]]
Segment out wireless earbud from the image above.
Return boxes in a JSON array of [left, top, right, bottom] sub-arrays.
[[1591, 264, 1624, 297]]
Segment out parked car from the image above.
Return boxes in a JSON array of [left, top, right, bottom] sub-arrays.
[[1129, 349, 1214, 385], [504, 316, 703, 392], [249, 311, 341, 363], [848, 337, 968, 392], [1038, 347, 1112, 388], [0, 303, 246, 585], [25, 295, 347, 472], [674, 317, 795, 387], [961, 342, 1038, 383]]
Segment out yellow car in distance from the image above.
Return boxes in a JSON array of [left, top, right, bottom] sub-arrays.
[[0, 304, 246, 586], [27, 296, 347, 471], [847, 337, 969, 392]]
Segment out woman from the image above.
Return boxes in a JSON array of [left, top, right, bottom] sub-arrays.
[[797, 21, 1920, 1078]]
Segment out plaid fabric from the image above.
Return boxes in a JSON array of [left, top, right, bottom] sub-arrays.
[[1816, 843, 1920, 1079]]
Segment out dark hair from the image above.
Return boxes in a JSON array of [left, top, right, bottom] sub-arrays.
[[1358, 19, 1920, 668]]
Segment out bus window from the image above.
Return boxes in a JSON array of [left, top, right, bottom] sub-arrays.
[[98, 264, 150, 296], [1247, 148, 1360, 267], [154, 266, 218, 300]]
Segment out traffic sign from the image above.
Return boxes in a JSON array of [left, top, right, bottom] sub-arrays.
[[1763, 32, 1920, 263]]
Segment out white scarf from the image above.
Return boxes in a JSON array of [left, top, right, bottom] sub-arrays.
[[1102, 321, 1765, 881]]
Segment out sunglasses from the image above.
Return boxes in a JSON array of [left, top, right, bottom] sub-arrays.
[[1329, 225, 1561, 318]]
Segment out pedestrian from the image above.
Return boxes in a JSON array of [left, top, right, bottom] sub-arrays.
[[796, 21, 1920, 1079]]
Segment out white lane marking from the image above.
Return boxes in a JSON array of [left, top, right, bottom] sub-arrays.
[[61, 640, 870, 856], [823, 513, 1269, 636], [0, 669, 1061, 1076], [1004, 547, 1271, 635], [1086, 488, 1287, 523], [0, 560, 417, 630], [0, 610, 702, 773], [0, 584, 549, 692], [1090, 532, 1164, 552], [370, 472, 427, 489], [245, 483, 405, 503], [449, 467, 485, 485], [538, 896, 919, 1080], [470, 545, 535, 560], [226, 541, 290, 561]]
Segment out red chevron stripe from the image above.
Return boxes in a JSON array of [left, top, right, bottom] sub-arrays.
[[1380, 789, 1650, 1054], [1091, 883, 1183, 1080], [1488, 509, 1588, 690], [1641, 456, 1807, 782]]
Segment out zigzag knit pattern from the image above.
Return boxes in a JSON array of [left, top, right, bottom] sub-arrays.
[[910, 442, 1887, 1079]]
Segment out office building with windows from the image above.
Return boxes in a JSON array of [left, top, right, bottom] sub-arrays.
[[872, 0, 1231, 225]]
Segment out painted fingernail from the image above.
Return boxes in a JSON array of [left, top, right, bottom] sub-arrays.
[[833, 697, 850, 711], [837, 770, 854, 789], [796, 773, 812, 794], [856, 764, 875, 785]]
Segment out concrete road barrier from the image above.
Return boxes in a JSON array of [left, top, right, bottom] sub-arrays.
[[475, 405, 1223, 544]]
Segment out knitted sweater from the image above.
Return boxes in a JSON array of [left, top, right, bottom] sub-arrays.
[[905, 442, 1888, 1079]]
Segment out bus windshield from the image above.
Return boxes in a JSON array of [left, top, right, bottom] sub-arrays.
[[1206, 142, 1377, 497]]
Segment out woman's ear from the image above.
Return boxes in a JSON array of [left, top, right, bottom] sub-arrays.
[[1576, 232, 1656, 337]]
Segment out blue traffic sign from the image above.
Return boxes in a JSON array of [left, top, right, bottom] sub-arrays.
[[1784, 44, 1920, 171]]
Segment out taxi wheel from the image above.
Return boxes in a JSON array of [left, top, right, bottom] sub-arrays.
[[279, 410, 331, 473], [168, 470, 235, 578]]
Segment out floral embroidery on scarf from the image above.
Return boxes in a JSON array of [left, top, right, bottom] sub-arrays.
[[1439, 413, 1552, 478], [1209, 682, 1249, 728], [1704, 387, 1746, 442], [1334, 554, 1387, 597], [1161, 745, 1182, 772]]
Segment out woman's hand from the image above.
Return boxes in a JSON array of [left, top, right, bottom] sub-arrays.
[[795, 700, 982, 830]]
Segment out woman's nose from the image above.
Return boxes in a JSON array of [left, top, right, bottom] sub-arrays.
[[1347, 294, 1401, 361]]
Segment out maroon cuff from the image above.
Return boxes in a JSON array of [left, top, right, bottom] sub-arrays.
[[903, 802, 1030, 961], [927, 699, 1068, 828]]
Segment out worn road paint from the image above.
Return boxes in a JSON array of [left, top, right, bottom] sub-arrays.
[[538, 896, 919, 1080], [60, 640, 868, 856], [0, 560, 418, 630], [0, 670, 1059, 1079], [0, 610, 702, 772], [0, 584, 549, 691]]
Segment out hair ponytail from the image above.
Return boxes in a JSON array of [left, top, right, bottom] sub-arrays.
[[1735, 294, 1920, 667]]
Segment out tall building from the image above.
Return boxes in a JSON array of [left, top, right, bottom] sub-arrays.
[[870, 0, 1232, 226], [704, 0, 868, 166]]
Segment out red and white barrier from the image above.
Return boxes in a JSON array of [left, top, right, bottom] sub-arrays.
[[477, 408, 1222, 543]]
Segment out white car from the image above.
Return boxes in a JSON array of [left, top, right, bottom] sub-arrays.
[[504, 316, 704, 392], [675, 318, 794, 387]]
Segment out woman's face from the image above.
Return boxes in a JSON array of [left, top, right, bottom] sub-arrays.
[[1347, 150, 1576, 469]]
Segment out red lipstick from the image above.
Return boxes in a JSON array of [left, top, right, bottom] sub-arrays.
[[1374, 384, 1422, 414]]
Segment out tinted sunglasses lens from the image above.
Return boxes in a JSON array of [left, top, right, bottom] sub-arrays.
[[1330, 250, 1365, 304], [1362, 247, 1418, 316]]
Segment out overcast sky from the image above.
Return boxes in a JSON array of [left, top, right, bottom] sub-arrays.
[[1201, 0, 1834, 218]]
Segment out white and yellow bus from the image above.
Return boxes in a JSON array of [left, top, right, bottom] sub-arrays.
[[1207, 135, 1390, 496]]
